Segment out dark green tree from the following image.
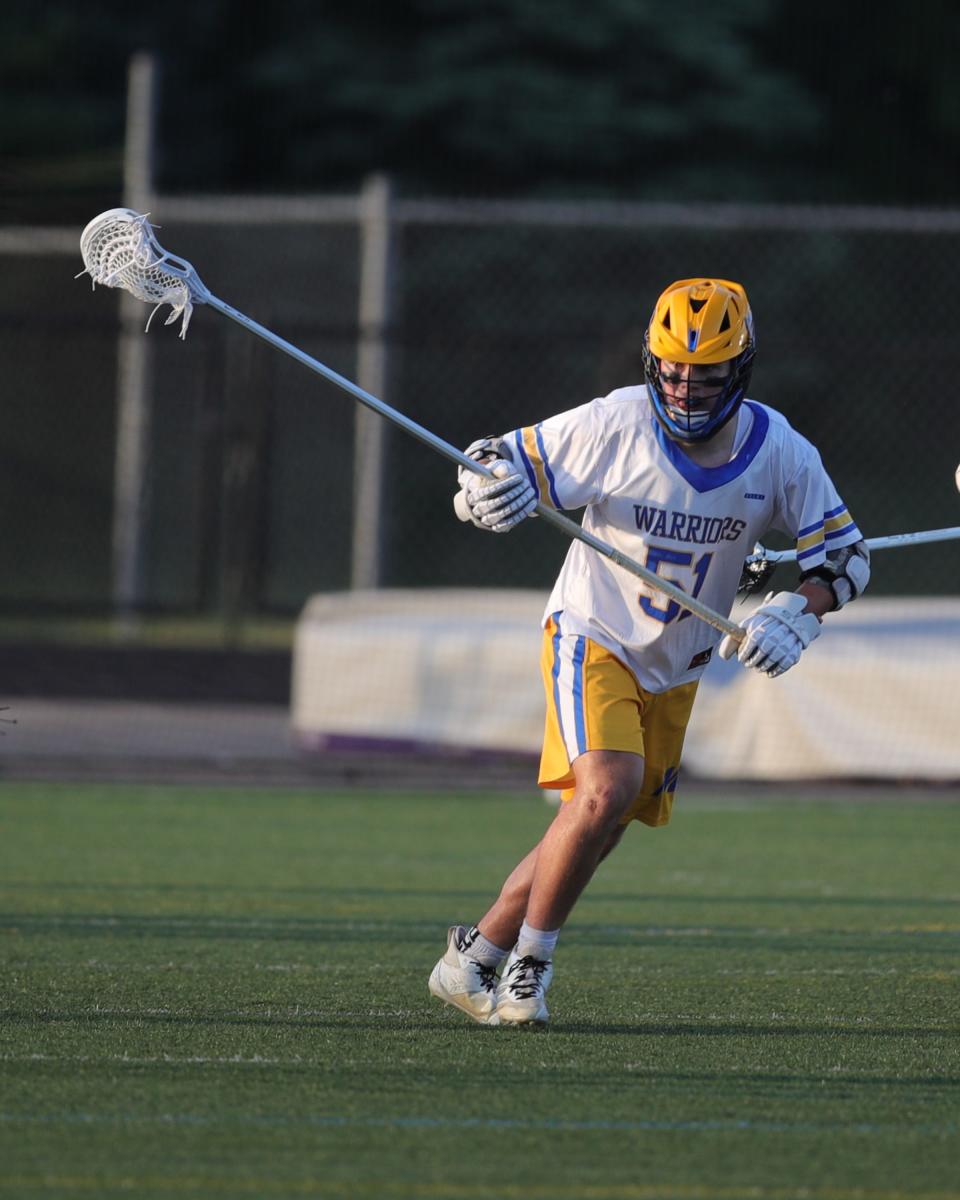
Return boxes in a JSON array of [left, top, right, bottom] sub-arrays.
[[1, 0, 958, 218]]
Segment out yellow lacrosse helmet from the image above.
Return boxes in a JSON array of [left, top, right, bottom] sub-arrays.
[[648, 278, 753, 362], [643, 278, 756, 442]]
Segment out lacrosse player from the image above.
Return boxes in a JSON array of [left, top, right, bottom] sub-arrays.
[[429, 278, 870, 1027]]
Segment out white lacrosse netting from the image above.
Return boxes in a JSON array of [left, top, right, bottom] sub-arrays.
[[77, 208, 210, 338]]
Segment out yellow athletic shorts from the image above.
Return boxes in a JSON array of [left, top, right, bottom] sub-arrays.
[[538, 614, 699, 827]]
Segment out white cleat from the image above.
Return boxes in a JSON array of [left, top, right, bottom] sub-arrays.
[[428, 925, 500, 1025], [496, 950, 553, 1027]]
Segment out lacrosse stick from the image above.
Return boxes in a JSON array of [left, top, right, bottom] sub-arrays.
[[739, 524, 960, 594], [747, 526, 960, 569], [78, 208, 743, 640]]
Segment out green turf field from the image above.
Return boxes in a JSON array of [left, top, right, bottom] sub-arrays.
[[1, 781, 957, 1199]]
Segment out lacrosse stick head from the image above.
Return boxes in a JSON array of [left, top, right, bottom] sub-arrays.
[[78, 208, 210, 338], [737, 544, 778, 596]]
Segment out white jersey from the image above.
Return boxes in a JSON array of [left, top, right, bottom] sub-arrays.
[[501, 386, 862, 692]]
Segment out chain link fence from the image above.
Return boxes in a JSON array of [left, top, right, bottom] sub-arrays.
[[3, 194, 959, 621]]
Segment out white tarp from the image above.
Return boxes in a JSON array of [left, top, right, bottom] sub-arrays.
[[292, 590, 960, 780]]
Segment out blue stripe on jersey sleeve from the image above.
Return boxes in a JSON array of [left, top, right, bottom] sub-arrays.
[[799, 525, 863, 563], [825, 521, 860, 542], [509, 431, 539, 495]]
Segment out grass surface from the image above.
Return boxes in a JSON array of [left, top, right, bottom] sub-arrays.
[[0, 781, 958, 1199]]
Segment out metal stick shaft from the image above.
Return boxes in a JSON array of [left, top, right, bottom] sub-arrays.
[[205, 293, 742, 639], [750, 526, 960, 565]]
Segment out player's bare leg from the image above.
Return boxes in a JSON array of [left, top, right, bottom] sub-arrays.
[[474, 842, 542, 952], [523, 749, 643, 931], [487, 749, 643, 1025], [429, 750, 642, 1025], [476, 754, 638, 948]]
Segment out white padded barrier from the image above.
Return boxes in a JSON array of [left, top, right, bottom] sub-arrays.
[[292, 591, 960, 781], [292, 590, 545, 755]]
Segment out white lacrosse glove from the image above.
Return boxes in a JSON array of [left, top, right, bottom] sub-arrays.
[[453, 439, 537, 533], [718, 590, 821, 678]]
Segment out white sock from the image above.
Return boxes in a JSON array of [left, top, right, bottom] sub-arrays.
[[516, 920, 560, 962], [458, 925, 509, 967]]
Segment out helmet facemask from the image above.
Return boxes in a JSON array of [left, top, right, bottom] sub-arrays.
[[641, 278, 756, 444], [643, 339, 756, 443]]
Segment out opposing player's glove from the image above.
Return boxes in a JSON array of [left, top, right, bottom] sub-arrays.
[[718, 590, 821, 678], [453, 438, 537, 533]]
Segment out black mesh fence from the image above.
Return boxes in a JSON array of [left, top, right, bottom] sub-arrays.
[[388, 217, 960, 598], [3, 201, 959, 619]]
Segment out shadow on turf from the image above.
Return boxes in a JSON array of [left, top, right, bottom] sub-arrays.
[[1, 882, 495, 900], [552, 1020, 958, 1039], [5, 881, 959, 912], [3, 1006, 953, 1043], [4, 912, 957, 960]]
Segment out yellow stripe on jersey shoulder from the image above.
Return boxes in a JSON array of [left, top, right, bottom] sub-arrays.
[[520, 425, 556, 508], [796, 526, 824, 554], [824, 508, 852, 533]]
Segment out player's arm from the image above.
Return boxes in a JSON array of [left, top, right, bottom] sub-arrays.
[[798, 539, 871, 611], [720, 540, 870, 677], [453, 403, 608, 534]]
